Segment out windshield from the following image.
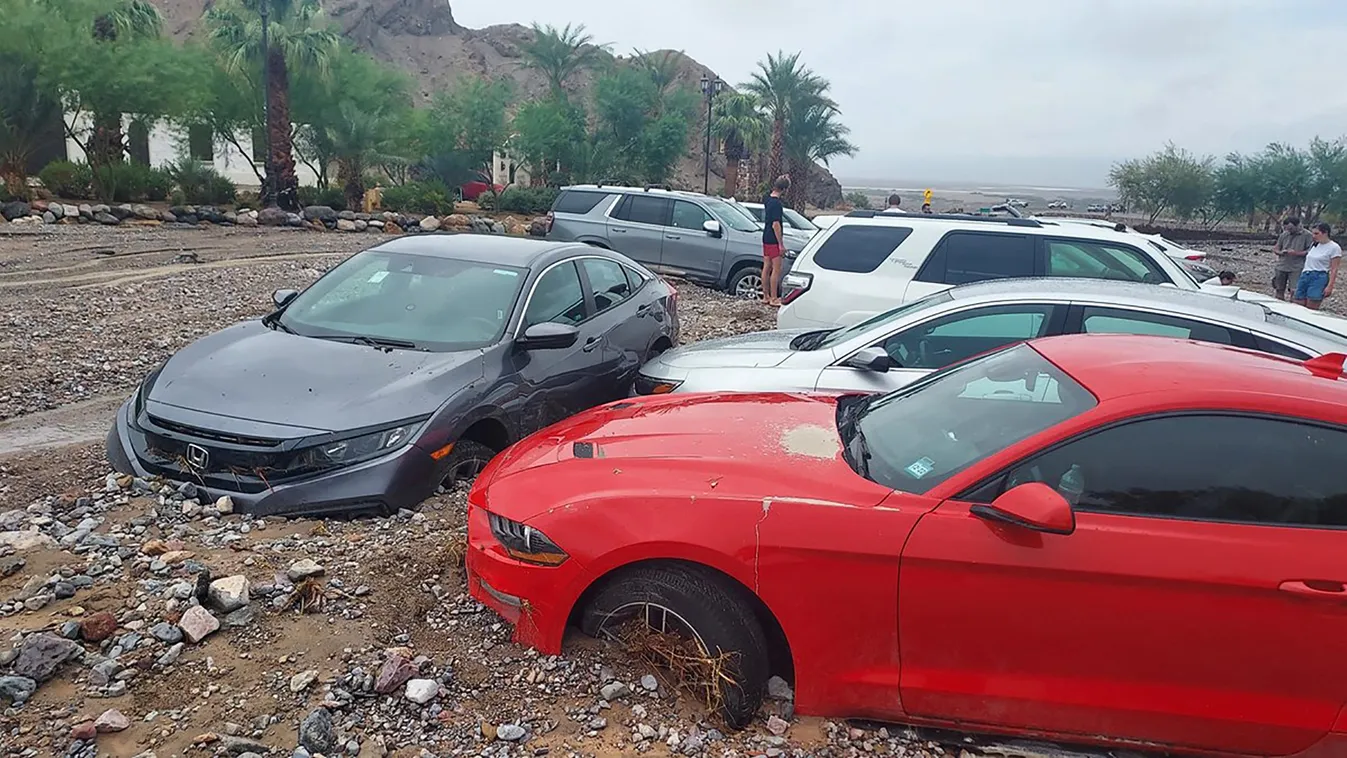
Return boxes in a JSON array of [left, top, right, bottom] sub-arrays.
[[743, 205, 766, 222], [809, 291, 955, 351], [277, 250, 527, 351], [783, 208, 817, 231], [839, 343, 1097, 494], [704, 198, 762, 233]]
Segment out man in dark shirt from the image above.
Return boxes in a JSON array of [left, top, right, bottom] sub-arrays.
[[761, 175, 789, 306], [1273, 217, 1314, 300]]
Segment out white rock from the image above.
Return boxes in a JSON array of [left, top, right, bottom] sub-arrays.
[[207, 575, 250, 612], [94, 708, 130, 732], [496, 723, 526, 741], [178, 605, 220, 643], [404, 678, 439, 704], [214, 495, 234, 514], [286, 559, 324, 582], [418, 215, 441, 231], [289, 669, 319, 692], [0, 530, 57, 552]]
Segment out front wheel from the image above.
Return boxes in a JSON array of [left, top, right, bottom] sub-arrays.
[[439, 439, 496, 490], [580, 564, 770, 728], [727, 267, 763, 300]]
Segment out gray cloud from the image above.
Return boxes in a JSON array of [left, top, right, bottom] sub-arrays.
[[454, 0, 1347, 187]]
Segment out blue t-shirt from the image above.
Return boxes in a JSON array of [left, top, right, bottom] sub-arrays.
[[762, 195, 784, 245]]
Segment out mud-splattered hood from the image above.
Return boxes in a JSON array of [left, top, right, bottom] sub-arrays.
[[477, 392, 892, 523]]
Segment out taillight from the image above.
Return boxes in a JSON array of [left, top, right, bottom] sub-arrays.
[[663, 278, 678, 306], [780, 272, 812, 305], [1185, 254, 1204, 261]]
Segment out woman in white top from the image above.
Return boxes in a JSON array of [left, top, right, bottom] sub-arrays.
[[1293, 222, 1343, 310]]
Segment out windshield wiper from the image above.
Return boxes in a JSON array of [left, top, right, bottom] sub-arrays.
[[262, 313, 297, 335], [316, 334, 419, 350], [836, 395, 874, 479], [789, 329, 835, 351]]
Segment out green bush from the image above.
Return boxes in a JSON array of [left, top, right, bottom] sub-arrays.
[[381, 181, 454, 216], [297, 185, 346, 208], [39, 161, 94, 199], [494, 186, 558, 214], [102, 163, 172, 202], [844, 190, 871, 210], [165, 158, 236, 205]]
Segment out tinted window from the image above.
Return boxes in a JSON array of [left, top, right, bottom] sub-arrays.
[[939, 232, 1035, 285], [998, 415, 1347, 528], [881, 305, 1054, 370], [1080, 306, 1234, 344], [613, 195, 670, 226], [670, 201, 712, 231], [524, 262, 587, 327], [1045, 240, 1166, 284], [814, 225, 914, 274], [581, 258, 633, 314], [1252, 335, 1312, 360], [843, 343, 1096, 494], [553, 191, 609, 215]]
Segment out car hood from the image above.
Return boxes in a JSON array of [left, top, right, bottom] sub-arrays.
[[480, 391, 891, 523], [644, 329, 817, 372], [145, 320, 483, 436]]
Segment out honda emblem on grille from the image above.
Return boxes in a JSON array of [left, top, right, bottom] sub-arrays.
[[185, 444, 210, 470]]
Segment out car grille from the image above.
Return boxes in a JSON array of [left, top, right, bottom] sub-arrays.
[[134, 416, 321, 494]]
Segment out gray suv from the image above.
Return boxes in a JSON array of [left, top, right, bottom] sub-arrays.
[[544, 185, 798, 298]]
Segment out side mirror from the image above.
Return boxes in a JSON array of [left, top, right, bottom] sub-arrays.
[[702, 219, 723, 238], [517, 322, 580, 350], [843, 346, 896, 373], [970, 482, 1075, 535], [272, 288, 299, 309]]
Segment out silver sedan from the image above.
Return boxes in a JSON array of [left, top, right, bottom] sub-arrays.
[[635, 278, 1347, 396]]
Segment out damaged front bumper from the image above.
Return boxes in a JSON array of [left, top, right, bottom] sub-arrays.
[[105, 398, 437, 518]]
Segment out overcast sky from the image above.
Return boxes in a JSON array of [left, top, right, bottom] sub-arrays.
[[455, 0, 1347, 189]]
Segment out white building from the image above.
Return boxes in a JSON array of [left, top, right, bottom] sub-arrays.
[[62, 112, 321, 190]]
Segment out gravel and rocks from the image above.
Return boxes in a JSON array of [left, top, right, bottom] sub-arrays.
[[0, 222, 1237, 757]]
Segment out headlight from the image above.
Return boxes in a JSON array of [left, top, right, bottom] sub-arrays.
[[633, 374, 682, 395], [130, 364, 167, 429], [296, 420, 422, 468], [488, 512, 568, 566]]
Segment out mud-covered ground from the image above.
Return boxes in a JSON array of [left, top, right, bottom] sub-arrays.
[[0, 221, 1321, 758]]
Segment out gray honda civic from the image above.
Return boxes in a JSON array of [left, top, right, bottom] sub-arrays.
[[106, 234, 680, 517]]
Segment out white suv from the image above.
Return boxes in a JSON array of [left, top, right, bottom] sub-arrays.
[[777, 211, 1210, 329]]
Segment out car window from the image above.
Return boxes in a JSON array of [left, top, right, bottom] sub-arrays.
[[581, 258, 633, 314], [816, 291, 955, 350], [998, 415, 1347, 528], [814, 225, 914, 274], [524, 262, 587, 327], [939, 232, 1035, 285], [553, 191, 609, 215], [670, 201, 712, 231], [1080, 306, 1234, 345], [1252, 335, 1312, 360], [879, 305, 1054, 370], [842, 343, 1097, 494], [744, 206, 766, 222], [783, 208, 817, 231], [702, 197, 761, 232], [612, 195, 669, 226], [1045, 240, 1165, 284], [622, 265, 647, 294]]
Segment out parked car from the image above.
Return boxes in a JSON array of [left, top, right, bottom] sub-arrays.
[[544, 185, 800, 299], [466, 333, 1347, 757], [106, 236, 679, 518], [1047, 200, 1071, 210], [736, 200, 820, 245], [461, 178, 505, 201], [1046, 217, 1218, 279], [636, 278, 1347, 396], [777, 210, 1211, 330]]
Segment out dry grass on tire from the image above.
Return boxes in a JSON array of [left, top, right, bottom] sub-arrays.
[[614, 619, 742, 715]]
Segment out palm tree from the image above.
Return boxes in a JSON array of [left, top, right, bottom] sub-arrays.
[[89, 0, 163, 167], [712, 92, 767, 198], [0, 54, 62, 199], [742, 51, 830, 187], [207, 0, 340, 210], [784, 101, 856, 209], [521, 23, 610, 100], [323, 100, 402, 212], [632, 48, 682, 98]]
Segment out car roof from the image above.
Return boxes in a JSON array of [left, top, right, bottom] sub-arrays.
[[560, 184, 721, 202], [831, 212, 1160, 245], [947, 277, 1263, 318], [367, 234, 582, 267], [1032, 334, 1347, 412]]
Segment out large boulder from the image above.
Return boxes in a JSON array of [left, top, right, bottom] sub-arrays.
[[257, 207, 289, 226], [0, 201, 29, 220], [303, 205, 338, 222]]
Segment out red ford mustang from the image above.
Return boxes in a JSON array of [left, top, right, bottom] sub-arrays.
[[466, 334, 1347, 758]]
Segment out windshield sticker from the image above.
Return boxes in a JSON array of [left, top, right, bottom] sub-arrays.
[[493, 269, 519, 277], [368, 271, 390, 283], [904, 457, 936, 479]]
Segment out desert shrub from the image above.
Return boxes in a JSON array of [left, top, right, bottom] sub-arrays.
[[100, 162, 172, 202], [39, 161, 95, 199], [298, 185, 346, 208], [844, 190, 871, 210], [381, 181, 454, 216], [166, 157, 236, 205], [493, 186, 558, 214], [234, 190, 261, 209]]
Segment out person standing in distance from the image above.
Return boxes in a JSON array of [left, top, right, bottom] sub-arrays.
[[882, 193, 904, 213], [1272, 217, 1313, 301], [760, 175, 790, 306], [1293, 222, 1342, 310]]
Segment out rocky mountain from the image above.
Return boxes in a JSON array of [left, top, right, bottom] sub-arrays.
[[148, 0, 843, 207]]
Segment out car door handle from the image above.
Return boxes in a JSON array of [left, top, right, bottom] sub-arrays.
[[582, 336, 603, 352], [1278, 580, 1347, 599], [611, 228, 628, 233], [636, 303, 654, 317], [665, 234, 682, 240]]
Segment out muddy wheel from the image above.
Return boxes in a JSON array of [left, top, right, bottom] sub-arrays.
[[728, 267, 763, 300], [580, 563, 770, 729], [440, 439, 496, 489]]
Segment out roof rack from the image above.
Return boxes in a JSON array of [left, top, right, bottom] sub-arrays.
[[643, 184, 674, 192], [845, 210, 1043, 228]]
